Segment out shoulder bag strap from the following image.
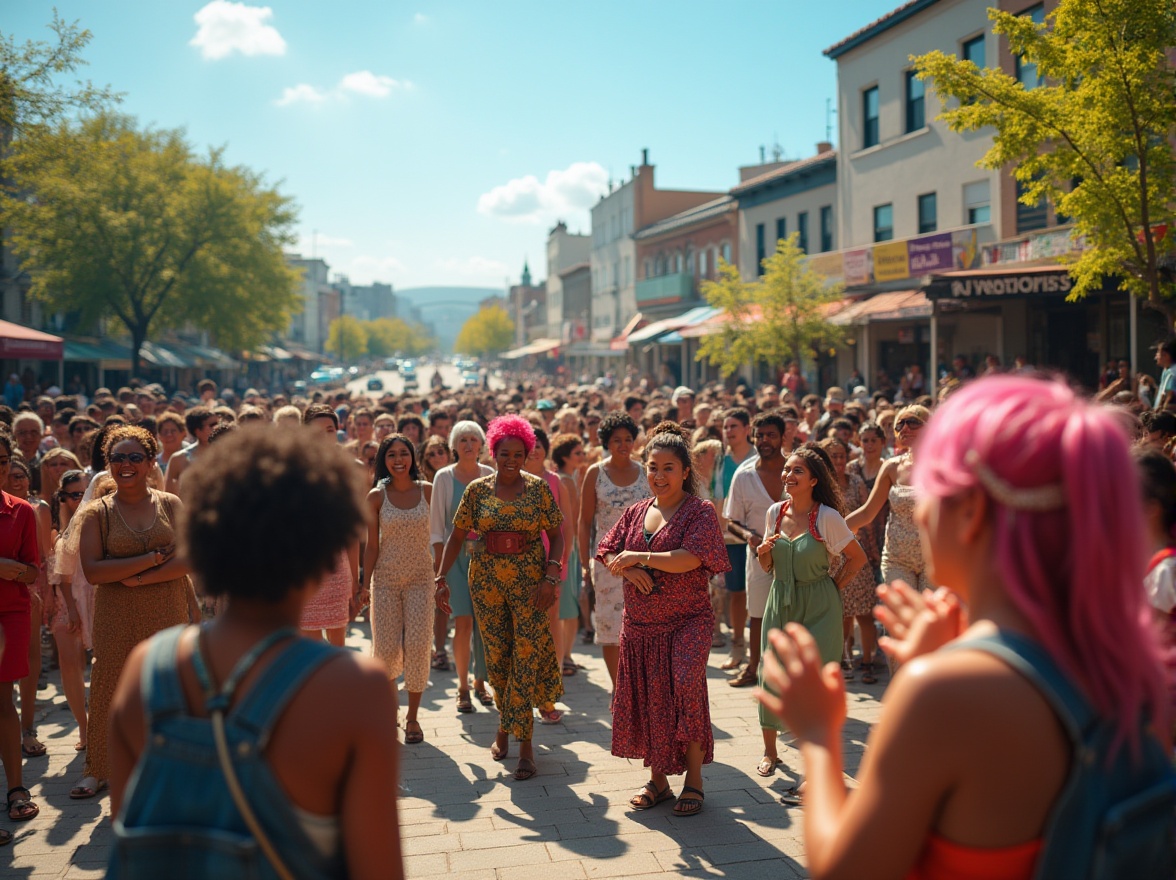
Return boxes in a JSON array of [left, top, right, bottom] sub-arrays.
[[773, 499, 789, 535]]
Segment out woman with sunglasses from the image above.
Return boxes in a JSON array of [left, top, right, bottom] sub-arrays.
[[362, 435, 434, 744], [71, 426, 192, 800], [47, 470, 90, 751], [420, 436, 452, 484], [846, 405, 933, 595], [39, 448, 82, 506], [6, 458, 52, 761]]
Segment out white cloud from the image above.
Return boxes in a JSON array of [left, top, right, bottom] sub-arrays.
[[297, 233, 354, 252], [349, 255, 406, 285], [414, 13, 428, 24], [276, 84, 328, 106], [435, 256, 510, 279], [190, 1, 286, 60], [477, 162, 608, 225], [275, 70, 411, 107]]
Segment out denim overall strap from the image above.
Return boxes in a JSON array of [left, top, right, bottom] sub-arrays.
[[230, 637, 342, 751], [140, 625, 189, 727], [189, 627, 300, 716]]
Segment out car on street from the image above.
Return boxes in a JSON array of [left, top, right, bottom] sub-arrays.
[[367, 377, 384, 391], [462, 370, 480, 387]]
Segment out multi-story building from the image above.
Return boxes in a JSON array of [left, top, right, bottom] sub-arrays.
[[545, 221, 591, 342], [333, 277, 396, 324], [507, 262, 547, 346], [286, 254, 332, 352]]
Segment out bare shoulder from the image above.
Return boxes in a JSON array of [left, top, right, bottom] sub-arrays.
[[304, 651, 397, 716]]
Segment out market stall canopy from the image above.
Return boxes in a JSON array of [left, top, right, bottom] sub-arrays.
[[501, 338, 561, 360], [0, 321, 63, 360], [628, 306, 720, 345], [830, 290, 930, 326], [610, 313, 647, 351]]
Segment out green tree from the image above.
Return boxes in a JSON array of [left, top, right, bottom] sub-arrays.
[[326, 315, 368, 360], [455, 305, 514, 358], [913, 0, 1176, 323], [1, 112, 302, 371], [697, 239, 846, 378], [363, 317, 436, 358], [0, 12, 117, 138]]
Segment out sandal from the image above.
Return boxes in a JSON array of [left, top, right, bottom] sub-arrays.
[[490, 738, 509, 762], [456, 691, 475, 714], [403, 720, 424, 745], [513, 757, 537, 781], [779, 785, 804, 807], [473, 687, 495, 707], [538, 707, 564, 725], [20, 730, 46, 758], [430, 650, 450, 671], [728, 666, 758, 688], [629, 781, 673, 810], [580, 629, 595, 645], [7, 787, 39, 821], [672, 785, 705, 817], [756, 756, 782, 777], [841, 657, 855, 680], [720, 638, 746, 670], [711, 632, 726, 648], [860, 660, 878, 685], [69, 777, 107, 800], [561, 659, 577, 676]]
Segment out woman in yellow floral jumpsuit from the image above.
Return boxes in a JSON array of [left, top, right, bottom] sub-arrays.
[[435, 415, 564, 781]]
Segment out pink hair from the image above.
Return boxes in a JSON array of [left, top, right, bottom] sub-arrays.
[[486, 414, 536, 456], [914, 375, 1165, 754]]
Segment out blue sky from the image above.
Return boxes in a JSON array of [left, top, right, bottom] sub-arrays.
[[7, 1, 901, 291]]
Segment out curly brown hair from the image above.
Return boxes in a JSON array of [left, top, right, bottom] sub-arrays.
[[102, 425, 160, 462], [788, 445, 846, 515], [181, 428, 366, 600]]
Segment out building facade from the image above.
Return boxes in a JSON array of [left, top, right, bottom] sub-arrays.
[[545, 221, 592, 341]]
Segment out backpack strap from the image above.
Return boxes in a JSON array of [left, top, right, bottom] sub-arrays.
[[229, 637, 342, 751], [138, 625, 190, 727], [944, 629, 1096, 743]]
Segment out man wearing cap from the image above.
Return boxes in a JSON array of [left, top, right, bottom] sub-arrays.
[[813, 387, 846, 439], [671, 386, 695, 425], [536, 399, 556, 430]]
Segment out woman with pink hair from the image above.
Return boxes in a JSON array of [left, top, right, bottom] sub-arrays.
[[757, 376, 1173, 879], [435, 415, 565, 781]]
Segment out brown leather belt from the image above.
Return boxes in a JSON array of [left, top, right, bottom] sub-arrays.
[[481, 531, 533, 555]]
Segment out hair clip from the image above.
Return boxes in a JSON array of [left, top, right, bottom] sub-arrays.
[[964, 450, 1066, 511]]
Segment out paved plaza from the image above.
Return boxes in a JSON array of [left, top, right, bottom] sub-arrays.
[[4, 622, 887, 879]]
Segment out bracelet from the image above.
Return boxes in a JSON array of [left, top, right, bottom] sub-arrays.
[[542, 575, 559, 586], [546, 558, 562, 571], [434, 575, 448, 584]]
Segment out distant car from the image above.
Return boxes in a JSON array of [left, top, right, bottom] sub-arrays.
[[367, 377, 384, 391], [400, 362, 416, 377], [462, 371, 480, 388]]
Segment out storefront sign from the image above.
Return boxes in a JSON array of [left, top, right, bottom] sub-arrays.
[[873, 241, 911, 282], [907, 233, 953, 273], [951, 229, 981, 269], [949, 272, 1073, 298], [843, 248, 873, 286], [806, 251, 845, 284]]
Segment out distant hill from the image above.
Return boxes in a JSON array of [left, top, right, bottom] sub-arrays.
[[396, 286, 505, 353]]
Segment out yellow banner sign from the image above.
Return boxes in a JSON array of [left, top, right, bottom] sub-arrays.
[[872, 241, 910, 282]]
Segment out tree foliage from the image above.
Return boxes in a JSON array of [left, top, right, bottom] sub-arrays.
[[697, 240, 846, 378], [0, 11, 117, 139], [362, 317, 434, 358], [325, 315, 368, 360], [1, 112, 302, 370], [913, 0, 1176, 320], [455, 306, 514, 358]]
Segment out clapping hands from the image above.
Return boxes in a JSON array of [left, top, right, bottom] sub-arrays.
[[874, 581, 966, 666]]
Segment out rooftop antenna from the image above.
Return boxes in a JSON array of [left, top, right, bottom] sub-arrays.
[[826, 98, 837, 143], [771, 133, 783, 162], [759, 145, 766, 164], [312, 228, 318, 259]]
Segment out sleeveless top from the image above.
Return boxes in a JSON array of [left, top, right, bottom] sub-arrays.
[[373, 489, 434, 591], [592, 461, 649, 551], [883, 478, 923, 569], [109, 626, 345, 880], [768, 503, 833, 611], [906, 834, 1041, 880]]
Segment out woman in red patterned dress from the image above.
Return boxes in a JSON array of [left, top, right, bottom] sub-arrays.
[[596, 426, 729, 817]]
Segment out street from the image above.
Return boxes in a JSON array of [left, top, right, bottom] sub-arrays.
[[345, 363, 505, 399], [6, 623, 885, 878]]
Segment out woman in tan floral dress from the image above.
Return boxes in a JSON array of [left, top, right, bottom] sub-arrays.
[[72, 426, 192, 799], [435, 415, 564, 782]]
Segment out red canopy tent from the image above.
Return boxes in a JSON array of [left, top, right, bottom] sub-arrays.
[[0, 320, 63, 360]]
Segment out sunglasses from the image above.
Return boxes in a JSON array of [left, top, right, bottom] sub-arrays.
[[8, 471, 28, 480], [60, 491, 85, 500], [427, 449, 448, 457], [895, 418, 924, 430], [109, 452, 149, 464]]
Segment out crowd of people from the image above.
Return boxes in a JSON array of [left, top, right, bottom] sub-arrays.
[[0, 355, 1171, 878]]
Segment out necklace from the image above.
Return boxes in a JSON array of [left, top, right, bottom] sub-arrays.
[[112, 493, 158, 553]]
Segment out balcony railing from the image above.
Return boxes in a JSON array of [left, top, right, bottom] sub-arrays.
[[635, 272, 694, 306]]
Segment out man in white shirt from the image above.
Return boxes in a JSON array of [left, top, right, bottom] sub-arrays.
[[723, 411, 787, 688]]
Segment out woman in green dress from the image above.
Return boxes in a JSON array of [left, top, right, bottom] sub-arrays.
[[754, 447, 866, 795], [435, 415, 564, 782]]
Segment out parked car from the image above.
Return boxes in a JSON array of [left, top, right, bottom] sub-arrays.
[[367, 377, 384, 391], [462, 370, 480, 388]]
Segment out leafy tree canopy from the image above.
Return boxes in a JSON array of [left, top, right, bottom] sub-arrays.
[[455, 305, 514, 359]]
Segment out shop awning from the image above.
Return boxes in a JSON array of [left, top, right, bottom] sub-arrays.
[[830, 290, 931, 326], [0, 321, 63, 360], [628, 306, 720, 345], [610, 313, 647, 351], [139, 341, 194, 369], [562, 341, 625, 358], [656, 307, 725, 344], [64, 338, 131, 363], [923, 264, 1071, 300], [501, 338, 561, 360], [259, 344, 295, 361]]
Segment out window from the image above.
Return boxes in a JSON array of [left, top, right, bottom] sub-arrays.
[[820, 206, 834, 252], [905, 70, 925, 132], [685, 245, 695, 277], [775, 218, 786, 247], [873, 204, 894, 242], [917, 193, 938, 234], [963, 180, 990, 224], [755, 223, 766, 275], [863, 85, 880, 148], [721, 242, 731, 264], [1015, 5, 1045, 89], [699, 248, 709, 278], [962, 33, 985, 68], [1016, 175, 1048, 232], [797, 212, 809, 254]]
